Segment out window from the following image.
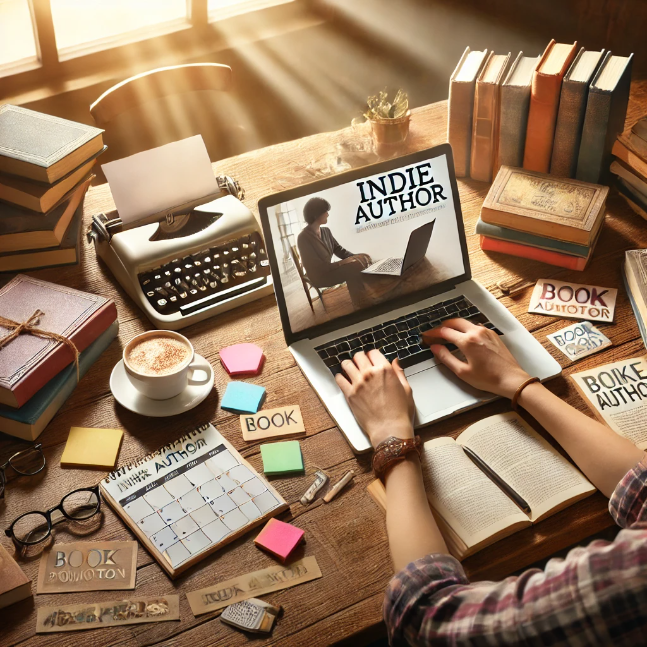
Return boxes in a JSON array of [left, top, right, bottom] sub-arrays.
[[275, 201, 301, 268], [208, 0, 292, 22], [0, 0, 37, 69], [51, 0, 187, 56]]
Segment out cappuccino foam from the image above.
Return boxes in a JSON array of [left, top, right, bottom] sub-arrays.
[[127, 336, 191, 376]]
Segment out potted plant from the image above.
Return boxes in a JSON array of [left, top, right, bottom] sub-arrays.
[[364, 89, 410, 148]]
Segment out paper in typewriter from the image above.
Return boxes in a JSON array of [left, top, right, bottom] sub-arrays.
[[102, 135, 220, 225], [101, 423, 288, 577]]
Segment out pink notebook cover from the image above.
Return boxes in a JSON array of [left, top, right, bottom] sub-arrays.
[[0, 274, 117, 408]]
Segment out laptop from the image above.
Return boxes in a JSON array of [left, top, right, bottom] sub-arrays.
[[361, 220, 435, 276], [258, 144, 561, 453]]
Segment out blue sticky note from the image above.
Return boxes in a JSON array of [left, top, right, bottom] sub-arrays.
[[221, 381, 266, 414]]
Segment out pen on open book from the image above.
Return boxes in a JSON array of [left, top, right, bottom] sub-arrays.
[[462, 446, 532, 515]]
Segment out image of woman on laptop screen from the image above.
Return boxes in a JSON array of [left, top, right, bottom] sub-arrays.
[[297, 197, 373, 309]]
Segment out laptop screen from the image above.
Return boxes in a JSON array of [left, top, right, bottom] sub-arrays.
[[261, 148, 468, 340]]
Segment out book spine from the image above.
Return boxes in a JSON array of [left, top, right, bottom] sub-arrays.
[[613, 138, 647, 178], [9, 301, 118, 408], [448, 80, 478, 177], [470, 81, 498, 182], [550, 80, 589, 177], [576, 88, 612, 183], [523, 72, 564, 172], [474, 218, 590, 257], [479, 235, 588, 270], [623, 273, 647, 351], [497, 84, 531, 173]]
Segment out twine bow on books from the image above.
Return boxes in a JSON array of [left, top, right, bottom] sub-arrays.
[[0, 309, 80, 380]]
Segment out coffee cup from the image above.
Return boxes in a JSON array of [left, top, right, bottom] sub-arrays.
[[123, 330, 211, 400]]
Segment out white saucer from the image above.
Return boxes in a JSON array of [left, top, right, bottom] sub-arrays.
[[110, 354, 214, 417]]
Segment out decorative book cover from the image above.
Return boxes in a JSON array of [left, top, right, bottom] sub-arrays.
[[0, 275, 117, 408], [0, 105, 104, 183], [100, 424, 288, 578], [481, 166, 608, 244], [0, 543, 31, 609], [0, 320, 119, 441]]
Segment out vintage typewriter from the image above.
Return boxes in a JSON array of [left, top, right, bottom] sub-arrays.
[[87, 176, 273, 330]]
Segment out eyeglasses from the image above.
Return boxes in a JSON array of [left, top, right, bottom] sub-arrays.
[[5, 485, 101, 546], [0, 443, 46, 499]]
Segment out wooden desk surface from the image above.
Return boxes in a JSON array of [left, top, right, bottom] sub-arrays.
[[2, 79, 647, 647]]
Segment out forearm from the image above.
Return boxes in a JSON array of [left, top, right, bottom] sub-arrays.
[[385, 453, 448, 572], [518, 382, 646, 497]]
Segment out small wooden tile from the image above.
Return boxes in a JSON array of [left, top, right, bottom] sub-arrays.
[[219, 343, 265, 376], [61, 427, 124, 470]]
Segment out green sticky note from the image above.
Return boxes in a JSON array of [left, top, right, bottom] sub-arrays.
[[260, 441, 304, 476]]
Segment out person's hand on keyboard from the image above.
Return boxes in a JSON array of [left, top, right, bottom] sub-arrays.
[[420, 318, 530, 399], [334, 350, 414, 448]]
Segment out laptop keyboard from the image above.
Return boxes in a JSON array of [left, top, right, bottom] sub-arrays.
[[369, 258, 403, 274], [314, 295, 502, 375]]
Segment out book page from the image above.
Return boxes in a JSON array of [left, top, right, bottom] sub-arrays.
[[420, 437, 529, 549], [458, 413, 595, 522], [571, 356, 647, 449]]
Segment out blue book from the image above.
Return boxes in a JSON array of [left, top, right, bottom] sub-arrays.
[[0, 320, 119, 441], [474, 218, 591, 258]]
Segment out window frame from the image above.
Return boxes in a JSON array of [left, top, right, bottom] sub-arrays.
[[0, 0, 300, 95]]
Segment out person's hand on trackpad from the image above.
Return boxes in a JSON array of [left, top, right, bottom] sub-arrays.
[[420, 318, 530, 399]]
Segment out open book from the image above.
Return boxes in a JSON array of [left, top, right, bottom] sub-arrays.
[[367, 412, 595, 560]]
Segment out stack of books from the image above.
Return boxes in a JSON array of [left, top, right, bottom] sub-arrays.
[[448, 41, 633, 184], [476, 166, 608, 270], [0, 104, 106, 273], [0, 275, 118, 440], [611, 117, 647, 220]]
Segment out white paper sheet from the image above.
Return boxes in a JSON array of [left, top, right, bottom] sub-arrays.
[[102, 135, 220, 225]]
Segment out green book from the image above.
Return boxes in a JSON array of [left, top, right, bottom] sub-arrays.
[[474, 218, 591, 258], [260, 441, 304, 476]]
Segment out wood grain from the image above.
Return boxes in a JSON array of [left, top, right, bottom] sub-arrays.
[[1, 79, 647, 646]]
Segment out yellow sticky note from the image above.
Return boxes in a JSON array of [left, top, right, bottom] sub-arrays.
[[61, 427, 124, 470]]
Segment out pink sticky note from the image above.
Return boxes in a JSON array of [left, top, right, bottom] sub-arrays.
[[219, 343, 265, 376], [254, 518, 305, 563]]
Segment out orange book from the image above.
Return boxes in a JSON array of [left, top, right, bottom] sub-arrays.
[[470, 52, 511, 182], [523, 40, 578, 173]]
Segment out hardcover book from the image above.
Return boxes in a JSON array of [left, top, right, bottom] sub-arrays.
[[470, 52, 511, 182], [624, 249, 647, 348], [0, 105, 104, 184], [367, 412, 595, 560], [523, 40, 578, 173], [571, 355, 647, 449], [0, 196, 83, 273], [496, 52, 539, 176], [611, 160, 647, 197], [0, 176, 91, 253], [613, 135, 647, 179], [0, 320, 119, 440], [617, 178, 647, 222], [481, 166, 608, 245], [576, 53, 633, 183], [0, 275, 117, 408], [479, 235, 590, 271], [0, 146, 105, 212], [447, 47, 489, 177], [550, 49, 605, 178], [626, 117, 647, 160], [0, 543, 31, 609], [474, 218, 591, 258]]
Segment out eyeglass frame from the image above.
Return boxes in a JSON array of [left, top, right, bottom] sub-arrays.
[[5, 484, 102, 546], [0, 443, 46, 499]]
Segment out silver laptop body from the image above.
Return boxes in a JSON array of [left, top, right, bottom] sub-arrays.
[[259, 145, 561, 453]]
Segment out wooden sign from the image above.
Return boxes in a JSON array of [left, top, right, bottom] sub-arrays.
[[37, 541, 137, 594], [187, 556, 322, 616], [528, 279, 617, 323], [36, 596, 180, 633], [546, 321, 611, 362], [241, 405, 305, 441]]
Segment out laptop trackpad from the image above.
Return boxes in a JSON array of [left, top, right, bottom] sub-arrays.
[[408, 364, 485, 418]]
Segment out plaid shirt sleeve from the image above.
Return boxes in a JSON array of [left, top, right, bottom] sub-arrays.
[[384, 458, 647, 647]]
